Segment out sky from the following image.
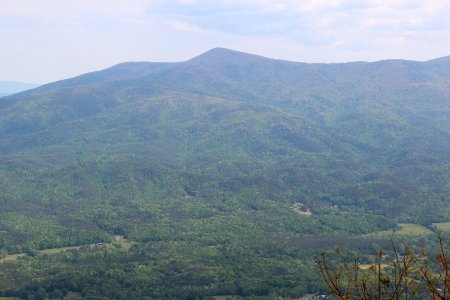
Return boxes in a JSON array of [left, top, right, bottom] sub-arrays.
[[1, 0, 450, 83]]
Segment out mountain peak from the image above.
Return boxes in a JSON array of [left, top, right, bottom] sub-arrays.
[[196, 47, 248, 57], [188, 47, 269, 64]]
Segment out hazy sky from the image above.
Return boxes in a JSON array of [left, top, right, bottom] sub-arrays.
[[1, 0, 450, 83]]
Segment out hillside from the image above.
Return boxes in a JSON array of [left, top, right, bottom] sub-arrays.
[[0, 48, 449, 299]]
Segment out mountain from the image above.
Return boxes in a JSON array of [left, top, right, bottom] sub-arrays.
[[3, 48, 449, 217], [0, 81, 40, 97], [0, 48, 449, 298]]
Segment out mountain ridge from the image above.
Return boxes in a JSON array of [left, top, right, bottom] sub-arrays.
[[8, 48, 450, 98]]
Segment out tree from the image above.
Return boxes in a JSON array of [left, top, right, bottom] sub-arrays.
[[317, 238, 449, 299], [35, 287, 47, 300]]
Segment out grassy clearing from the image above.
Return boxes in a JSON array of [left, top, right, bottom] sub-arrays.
[[359, 264, 390, 270], [365, 223, 434, 238], [0, 238, 135, 263], [0, 248, 79, 263], [0, 245, 89, 263], [432, 222, 450, 231], [40, 245, 84, 255], [65, 292, 82, 299], [113, 237, 135, 250], [0, 253, 26, 263], [394, 224, 434, 235]]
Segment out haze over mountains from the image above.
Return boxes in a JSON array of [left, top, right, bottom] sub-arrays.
[[0, 48, 449, 298], [0, 81, 39, 97]]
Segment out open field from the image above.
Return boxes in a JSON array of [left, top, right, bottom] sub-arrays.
[[432, 222, 450, 231], [359, 264, 390, 270], [0, 246, 84, 263], [0, 239, 134, 263], [113, 237, 135, 250], [213, 296, 233, 300], [364, 223, 434, 238], [40, 245, 84, 255], [0, 253, 26, 263]]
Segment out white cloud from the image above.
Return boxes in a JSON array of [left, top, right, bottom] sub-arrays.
[[0, 0, 155, 20], [168, 19, 212, 33], [178, 0, 199, 5]]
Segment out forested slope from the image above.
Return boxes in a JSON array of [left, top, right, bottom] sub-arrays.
[[0, 48, 449, 299]]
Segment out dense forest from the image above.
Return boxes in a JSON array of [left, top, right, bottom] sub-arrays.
[[0, 48, 449, 299]]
